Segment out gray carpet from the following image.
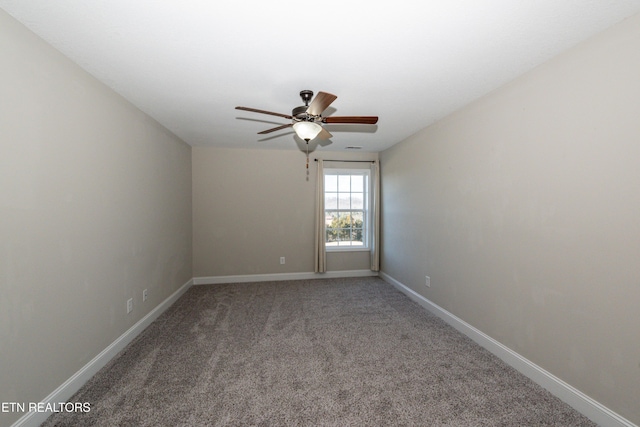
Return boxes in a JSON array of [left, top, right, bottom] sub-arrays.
[[43, 277, 596, 426]]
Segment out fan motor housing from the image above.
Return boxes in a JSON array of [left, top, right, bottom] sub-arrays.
[[292, 105, 308, 119]]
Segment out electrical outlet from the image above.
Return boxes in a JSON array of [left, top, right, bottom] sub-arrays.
[[280, 257, 285, 265], [127, 298, 133, 314], [143, 289, 148, 302], [425, 276, 431, 288]]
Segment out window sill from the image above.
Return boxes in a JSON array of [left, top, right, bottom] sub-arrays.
[[326, 247, 371, 253]]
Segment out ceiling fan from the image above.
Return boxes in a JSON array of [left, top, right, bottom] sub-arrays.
[[235, 90, 378, 142]]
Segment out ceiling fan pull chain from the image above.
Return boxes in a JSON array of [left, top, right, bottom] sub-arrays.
[[306, 142, 309, 169]]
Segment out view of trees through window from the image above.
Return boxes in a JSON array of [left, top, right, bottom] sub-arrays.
[[324, 170, 368, 248], [326, 213, 364, 245]]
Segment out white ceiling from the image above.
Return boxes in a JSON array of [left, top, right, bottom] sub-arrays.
[[2, 1, 640, 152]]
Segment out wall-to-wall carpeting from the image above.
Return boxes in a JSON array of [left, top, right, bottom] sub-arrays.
[[43, 277, 595, 426]]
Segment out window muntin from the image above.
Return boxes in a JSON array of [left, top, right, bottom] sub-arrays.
[[324, 169, 370, 250]]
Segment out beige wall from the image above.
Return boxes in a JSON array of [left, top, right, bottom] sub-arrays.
[[380, 13, 640, 424], [0, 10, 192, 426], [192, 146, 377, 277]]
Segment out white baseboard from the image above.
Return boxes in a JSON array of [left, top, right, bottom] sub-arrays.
[[11, 278, 194, 427], [193, 269, 378, 285], [379, 271, 636, 427]]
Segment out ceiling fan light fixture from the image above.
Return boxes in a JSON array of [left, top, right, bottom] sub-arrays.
[[293, 121, 322, 141]]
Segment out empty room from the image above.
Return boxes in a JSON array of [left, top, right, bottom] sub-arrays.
[[1, 2, 639, 426]]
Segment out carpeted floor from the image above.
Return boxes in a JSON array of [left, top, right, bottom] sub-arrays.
[[42, 277, 596, 426]]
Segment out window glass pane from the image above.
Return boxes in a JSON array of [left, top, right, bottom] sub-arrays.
[[325, 175, 337, 192], [338, 193, 351, 210], [351, 228, 364, 243], [338, 175, 350, 192], [337, 212, 352, 225], [351, 211, 364, 223], [351, 193, 363, 209], [351, 175, 364, 192], [325, 192, 337, 209], [326, 211, 338, 225]]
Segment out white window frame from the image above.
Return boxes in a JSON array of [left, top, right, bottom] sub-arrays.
[[323, 168, 371, 252]]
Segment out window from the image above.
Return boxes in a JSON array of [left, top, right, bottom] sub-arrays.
[[324, 169, 370, 250]]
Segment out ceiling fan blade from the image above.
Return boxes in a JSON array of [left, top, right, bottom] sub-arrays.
[[323, 116, 378, 124], [236, 106, 292, 119], [257, 123, 293, 134], [318, 128, 333, 140], [306, 92, 337, 116]]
